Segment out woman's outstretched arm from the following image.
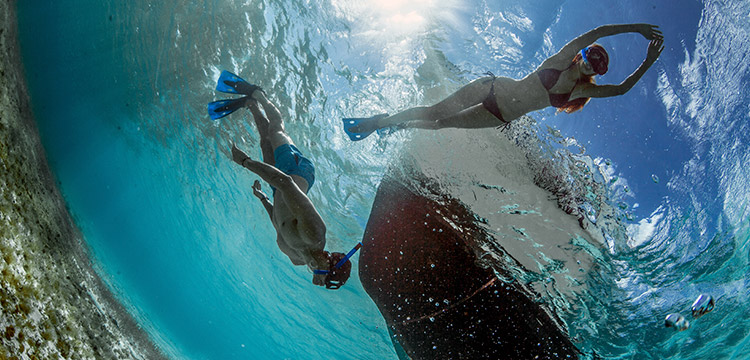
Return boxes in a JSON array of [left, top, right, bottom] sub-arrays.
[[546, 24, 663, 67], [574, 38, 664, 99]]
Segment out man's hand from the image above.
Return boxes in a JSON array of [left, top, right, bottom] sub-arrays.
[[252, 180, 272, 204], [231, 144, 251, 166], [312, 272, 326, 286], [252, 180, 264, 198], [310, 250, 331, 287]]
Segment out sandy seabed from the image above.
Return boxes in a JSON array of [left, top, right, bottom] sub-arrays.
[[1, 2, 166, 359]]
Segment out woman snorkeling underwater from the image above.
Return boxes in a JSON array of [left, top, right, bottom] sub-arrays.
[[343, 23, 664, 140]]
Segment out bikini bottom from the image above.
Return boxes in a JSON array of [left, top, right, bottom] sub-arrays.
[[481, 74, 512, 127]]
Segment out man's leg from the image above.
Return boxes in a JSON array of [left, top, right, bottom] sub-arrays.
[[247, 100, 276, 166], [252, 91, 295, 149], [251, 91, 315, 194]]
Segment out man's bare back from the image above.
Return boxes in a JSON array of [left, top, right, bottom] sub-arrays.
[[232, 143, 327, 272]]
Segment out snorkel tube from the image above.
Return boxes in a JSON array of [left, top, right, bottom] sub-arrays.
[[580, 48, 590, 66], [337, 242, 363, 268]]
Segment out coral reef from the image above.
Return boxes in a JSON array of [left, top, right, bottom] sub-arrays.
[[1, 2, 165, 358]]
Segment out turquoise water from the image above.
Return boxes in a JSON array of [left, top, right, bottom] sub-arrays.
[[16, 0, 750, 359]]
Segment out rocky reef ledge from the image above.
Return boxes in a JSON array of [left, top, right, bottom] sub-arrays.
[[1, 2, 166, 359]]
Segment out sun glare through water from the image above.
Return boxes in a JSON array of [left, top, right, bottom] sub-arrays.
[[331, 0, 464, 86], [334, 0, 462, 42]]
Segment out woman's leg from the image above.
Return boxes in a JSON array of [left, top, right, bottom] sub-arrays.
[[404, 103, 505, 130], [372, 76, 496, 130]]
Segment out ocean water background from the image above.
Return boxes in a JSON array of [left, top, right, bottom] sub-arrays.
[[15, 0, 750, 359]]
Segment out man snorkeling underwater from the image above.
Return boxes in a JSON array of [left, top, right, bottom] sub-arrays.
[[210, 71, 357, 289]]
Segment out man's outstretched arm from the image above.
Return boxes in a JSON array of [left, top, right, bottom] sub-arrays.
[[252, 180, 274, 220]]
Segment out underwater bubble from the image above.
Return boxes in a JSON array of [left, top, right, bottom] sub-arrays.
[[691, 294, 715, 318], [651, 174, 660, 183], [665, 313, 690, 331]]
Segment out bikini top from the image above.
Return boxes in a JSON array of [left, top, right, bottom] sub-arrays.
[[538, 68, 577, 108]]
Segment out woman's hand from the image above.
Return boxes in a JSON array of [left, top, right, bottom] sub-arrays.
[[645, 38, 664, 65], [634, 23, 663, 40]]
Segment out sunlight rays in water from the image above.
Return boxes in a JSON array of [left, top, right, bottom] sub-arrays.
[[330, 0, 466, 113], [332, 0, 464, 46], [370, 0, 434, 34]]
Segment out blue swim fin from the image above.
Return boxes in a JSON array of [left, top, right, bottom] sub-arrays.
[[342, 114, 389, 141], [207, 96, 249, 120], [216, 70, 262, 96]]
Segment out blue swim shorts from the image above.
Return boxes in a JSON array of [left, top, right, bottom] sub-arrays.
[[273, 143, 315, 192]]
